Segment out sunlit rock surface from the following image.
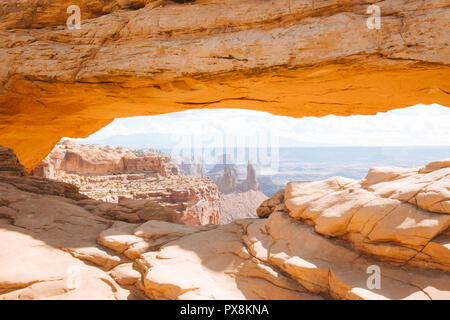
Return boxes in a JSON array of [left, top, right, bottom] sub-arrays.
[[282, 159, 450, 272], [2, 146, 448, 300], [109, 159, 450, 299]]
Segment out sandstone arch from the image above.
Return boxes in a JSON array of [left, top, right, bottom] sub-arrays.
[[0, 0, 449, 170]]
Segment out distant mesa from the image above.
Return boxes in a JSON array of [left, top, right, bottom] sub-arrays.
[[30, 142, 267, 226], [31, 140, 220, 226], [31, 140, 179, 178]]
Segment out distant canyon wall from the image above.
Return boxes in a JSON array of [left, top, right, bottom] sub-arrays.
[[31, 140, 179, 178], [32, 140, 221, 225]]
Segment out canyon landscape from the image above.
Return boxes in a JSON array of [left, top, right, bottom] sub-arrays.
[[0, 144, 449, 300], [0, 0, 449, 304], [30, 140, 266, 225], [31, 140, 221, 225]]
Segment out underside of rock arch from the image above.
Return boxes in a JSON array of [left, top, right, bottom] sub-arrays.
[[0, 0, 449, 171]]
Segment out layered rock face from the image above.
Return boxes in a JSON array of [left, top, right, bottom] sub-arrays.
[[0, 0, 157, 29], [61, 172, 221, 225], [0, 0, 448, 171], [1, 146, 449, 299], [32, 140, 178, 178], [0, 146, 27, 177], [0, 146, 88, 201], [32, 141, 221, 225]]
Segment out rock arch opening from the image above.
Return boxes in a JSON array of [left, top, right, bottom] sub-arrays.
[[0, 104, 449, 300], [26, 104, 450, 226]]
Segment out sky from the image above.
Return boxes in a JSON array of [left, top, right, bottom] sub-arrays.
[[70, 103, 450, 150]]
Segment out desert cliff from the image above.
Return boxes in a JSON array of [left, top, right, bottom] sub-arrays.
[[31, 140, 178, 177], [32, 140, 221, 225]]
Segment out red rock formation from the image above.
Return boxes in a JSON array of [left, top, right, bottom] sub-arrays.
[[32, 140, 178, 178], [216, 164, 238, 194], [32, 141, 221, 225], [216, 161, 266, 223], [0, 146, 27, 177], [239, 161, 260, 192], [118, 179, 221, 225], [216, 161, 260, 194], [257, 188, 285, 218]]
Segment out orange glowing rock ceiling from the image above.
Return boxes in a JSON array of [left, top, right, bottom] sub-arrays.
[[0, 0, 449, 170]]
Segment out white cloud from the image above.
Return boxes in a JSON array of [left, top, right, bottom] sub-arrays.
[[71, 103, 450, 147]]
